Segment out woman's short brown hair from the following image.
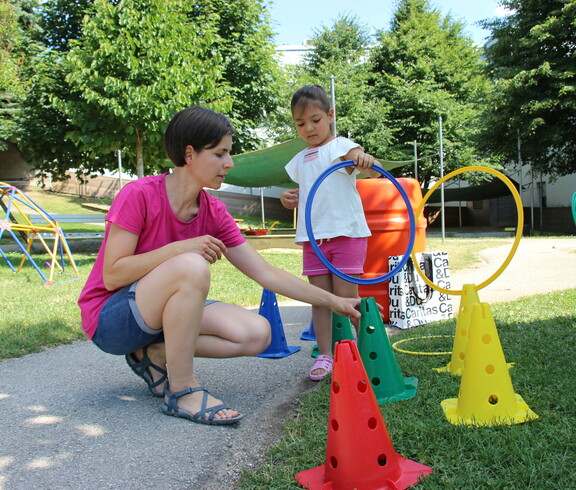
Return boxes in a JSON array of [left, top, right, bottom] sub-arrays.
[[163, 106, 235, 167]]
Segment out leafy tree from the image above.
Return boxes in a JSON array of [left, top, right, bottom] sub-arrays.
[[369, 0, 493, 188], [190, 0, 282, 153], [16, 0, 95, 181], [0, 0, 22, 150], [481, 0, 576, 177], [0, 0, 41, 151], [17, 51, 94, 182], [304, 14, 372, 77], [18, 0, 280, 181], [58, 0, 226, 178], [0, 0, 24, 96], [39, 0, 100, 53], [287, 15, 394, 158]]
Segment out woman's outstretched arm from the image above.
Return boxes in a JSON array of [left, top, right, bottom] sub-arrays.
[[224, 243, 361, 320]]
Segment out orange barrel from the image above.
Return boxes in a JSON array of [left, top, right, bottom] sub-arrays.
[[356, 178, 427, 322]]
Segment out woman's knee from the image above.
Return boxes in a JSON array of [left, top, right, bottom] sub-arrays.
[[160, 253, 211, 292], [246, 314, 272, 355]]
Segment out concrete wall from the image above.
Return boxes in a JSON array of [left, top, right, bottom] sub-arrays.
[[49, 173, 124, 200]]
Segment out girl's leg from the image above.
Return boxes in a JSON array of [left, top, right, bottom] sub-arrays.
[[309, 274, 333, 357], [308, 274, 334, 378], [332, 275, 360, 331]]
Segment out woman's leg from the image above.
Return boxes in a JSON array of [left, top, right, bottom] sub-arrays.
[[133, 252, 257, 421], [197, 302, 270, 358]]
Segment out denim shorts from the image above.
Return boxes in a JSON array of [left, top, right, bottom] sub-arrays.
[[92, 282, 217, 355]]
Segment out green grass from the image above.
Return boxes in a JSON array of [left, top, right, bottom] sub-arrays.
[[20, 188, 112, 214], [2, 195, 574, 488], [1, 188, 108, 239], [237, 289, 576, 489], [0, 252, 94, 360], [0, 249, 304, 361], [0, 234, 514, 361]]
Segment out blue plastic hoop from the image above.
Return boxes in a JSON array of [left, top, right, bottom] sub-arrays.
[[304, 160, 416, 285]]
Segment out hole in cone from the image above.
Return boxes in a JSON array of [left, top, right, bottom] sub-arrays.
[[366, 325, 375, 335], [330, 456, 338, 469], [369, 351, 378, 360], [372, 377, 381, 386], [459, 352, 465, 360], [482, 334, 492, 344], [486, 364, 495, 374], [377, 454, 387, 466], [368, 417, 378, 429], [488, 394, 499, 405], [358, 380, 368, 392], [331, 419, 339, 431], [460, 329, 467, 337], [332, 381, 340, 394]]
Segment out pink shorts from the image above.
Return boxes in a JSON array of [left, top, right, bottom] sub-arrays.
[[302, 236, 367, 276]]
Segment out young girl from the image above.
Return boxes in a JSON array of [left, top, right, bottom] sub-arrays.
[[280, 85, 382, 381], [78, 106, 361, 425]]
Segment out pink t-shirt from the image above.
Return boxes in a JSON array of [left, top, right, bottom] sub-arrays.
[[78, 174, 245, 339]]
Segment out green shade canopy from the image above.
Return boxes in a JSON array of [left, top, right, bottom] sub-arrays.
[[228, 140, 518, 203], [228, 138, 412, 188]]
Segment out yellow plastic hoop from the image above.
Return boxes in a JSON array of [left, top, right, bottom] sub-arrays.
[[411, 166, 523, 296], [392, 335, 454, 356]]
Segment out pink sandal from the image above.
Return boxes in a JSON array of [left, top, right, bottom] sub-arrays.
[[309, 355, 334, 381]]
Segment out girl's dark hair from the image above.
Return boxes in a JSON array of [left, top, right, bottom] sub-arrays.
[[164, 106, 235, 167], [291, 85, 331, 119]]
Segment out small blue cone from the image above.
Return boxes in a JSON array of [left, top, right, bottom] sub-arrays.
[[256, 289, 301, 359], [300, 319, 316, 341]]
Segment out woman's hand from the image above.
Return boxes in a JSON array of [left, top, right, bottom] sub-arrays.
[[330, 296, 362, 320], [103, 226, 228, 290], [280, 188, 299, 209], [179, 235, 227, 264]]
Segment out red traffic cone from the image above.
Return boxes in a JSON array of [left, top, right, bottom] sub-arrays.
[[296, 340, 432, 489]]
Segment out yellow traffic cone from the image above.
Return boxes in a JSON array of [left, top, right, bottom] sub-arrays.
[[441, 303, 538, 426], [434, 284, 479, 375]]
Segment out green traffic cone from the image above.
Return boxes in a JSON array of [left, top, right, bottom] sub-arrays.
[[357, 297, 418, 403], [310, 312, 355, 358], [331, 313, 355, 354]]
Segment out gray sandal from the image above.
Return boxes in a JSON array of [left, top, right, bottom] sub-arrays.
[[125, 346, 167, 398], [161, 386, 244, 425]]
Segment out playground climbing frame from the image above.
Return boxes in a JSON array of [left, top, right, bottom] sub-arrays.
[[0, 183, 79, 285]]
